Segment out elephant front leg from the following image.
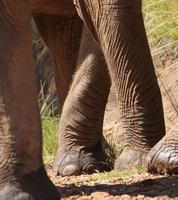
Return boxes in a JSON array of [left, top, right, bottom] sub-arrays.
[[147, 128, 178, 175], [75, 0, 165, 170], [53, 27, 111, 176], [0, 1, 59, 199]]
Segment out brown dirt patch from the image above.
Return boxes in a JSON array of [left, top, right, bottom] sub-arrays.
[[47, 167, 178, 200]]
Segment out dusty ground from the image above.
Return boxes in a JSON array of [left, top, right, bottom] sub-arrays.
[[47, 167, 178, 200]]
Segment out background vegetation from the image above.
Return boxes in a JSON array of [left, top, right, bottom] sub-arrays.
[[143, 0, 178, 55]]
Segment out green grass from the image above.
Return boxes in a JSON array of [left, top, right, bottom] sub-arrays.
[[38, 86, 59, 164], [143, 0, 178, 55], [60, 167, 146, 186], [42, 114, 59, 164], [143, 0, 178, 120], [99, 167, 146, 180]]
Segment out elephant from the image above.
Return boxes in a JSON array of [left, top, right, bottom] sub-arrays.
[[0, 0, 178, 199]]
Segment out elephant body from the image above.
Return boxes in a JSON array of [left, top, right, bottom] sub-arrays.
[[0, 1, 177, 200]]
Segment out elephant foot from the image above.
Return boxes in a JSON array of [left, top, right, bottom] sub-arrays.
[[53, 142, 111, 176], [147, 135, 178, 175], [0, 168, 60, 200], [114, 147, 148, 170]]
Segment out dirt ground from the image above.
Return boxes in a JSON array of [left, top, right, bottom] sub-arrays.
[[47, 167, 178, 200]]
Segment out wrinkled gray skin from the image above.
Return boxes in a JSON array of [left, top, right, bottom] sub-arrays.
[[0, 0, 178, 200]]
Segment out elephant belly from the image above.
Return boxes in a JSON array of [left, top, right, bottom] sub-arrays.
[[31, 0, 76, 16]]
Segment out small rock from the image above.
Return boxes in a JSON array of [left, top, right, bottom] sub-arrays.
[[106, 196, 115, 200], [77, 196, 91, 200], [91, 191, 110, 198], [143, 197, 153, 200], [120, 194, 132, 200], [152, 196, 170, 200], [136, 195, 145, 200]]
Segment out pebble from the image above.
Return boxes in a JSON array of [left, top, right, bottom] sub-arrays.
[[136, 195, 145, 200], [77, 196, 91, 200], [91, 191, 110, 198], [120, 194, 132, 200]]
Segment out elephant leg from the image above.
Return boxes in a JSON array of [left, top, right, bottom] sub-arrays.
[[53, 26, 111, 176], [0, 1, 59, 200], [147, 128, 178, 174], [34, 15, 83, 113], [74, 0, 165, 169]]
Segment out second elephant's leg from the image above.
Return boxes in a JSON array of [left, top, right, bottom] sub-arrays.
[[34, 15, 83, 113], [54, 27, 111, 176], [35, 15, 111, 176], [147, 127, 178, 174], [0, 1, 59, 199], [75, 0, 166, 169]]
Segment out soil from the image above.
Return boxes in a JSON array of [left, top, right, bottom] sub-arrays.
[[47, 167, 178, 200]]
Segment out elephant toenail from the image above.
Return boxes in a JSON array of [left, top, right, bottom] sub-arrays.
[[157, 163, 167, 175], [62, 164, 80, 176], [84, 164, 96, 174]]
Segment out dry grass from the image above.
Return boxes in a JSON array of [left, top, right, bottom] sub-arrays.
[[143, 0, 178, 55]]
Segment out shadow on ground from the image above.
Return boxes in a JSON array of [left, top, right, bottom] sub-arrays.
[[58, 175, 178, 199]]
